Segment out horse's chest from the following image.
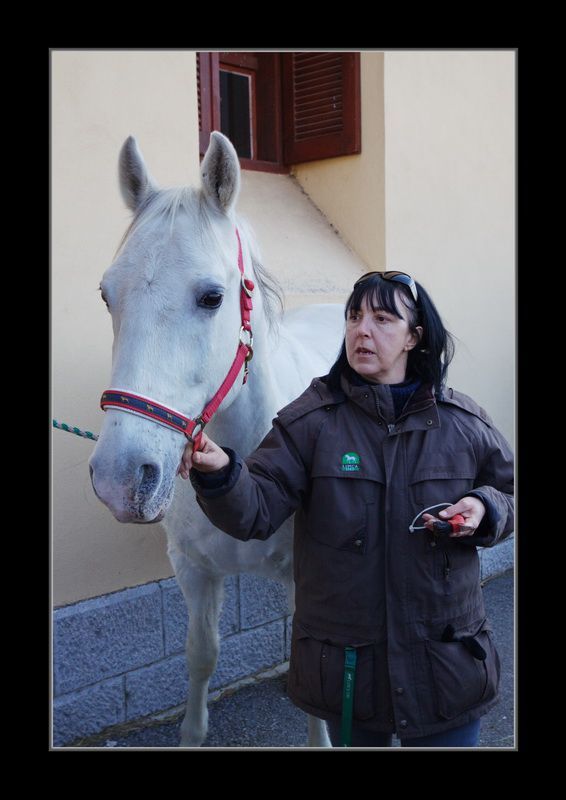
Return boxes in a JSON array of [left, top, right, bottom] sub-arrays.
[[166, 498, 293, 579]]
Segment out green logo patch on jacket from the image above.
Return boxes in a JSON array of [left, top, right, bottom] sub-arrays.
[[341, 452, 361, 471]]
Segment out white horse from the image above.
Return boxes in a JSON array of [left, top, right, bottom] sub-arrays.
[[89, 131, 345, 747]]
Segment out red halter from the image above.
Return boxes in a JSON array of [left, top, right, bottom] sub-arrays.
[[100, 228, 254, 453]]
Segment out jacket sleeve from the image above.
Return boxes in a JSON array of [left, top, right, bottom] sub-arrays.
[[190, 418, 309, 541], [462, 423, 515, 548]]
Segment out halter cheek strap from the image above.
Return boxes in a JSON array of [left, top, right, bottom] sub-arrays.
[[100, 228, 254, 453]]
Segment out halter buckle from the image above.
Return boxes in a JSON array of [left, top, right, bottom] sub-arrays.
[[239, 326, 254, 379], [188, 416, 206, 444], [239, 325, 253, 351]]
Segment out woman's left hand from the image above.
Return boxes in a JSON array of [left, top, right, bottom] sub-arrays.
[[422, 496, 486, 537]]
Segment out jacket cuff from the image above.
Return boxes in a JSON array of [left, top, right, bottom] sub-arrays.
[[461, 488, 503, 547], [189, 447, 242, 498]]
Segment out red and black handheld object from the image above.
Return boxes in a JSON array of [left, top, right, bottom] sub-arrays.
[[409, 505, 475, 536], [426, 514, 471, 537]]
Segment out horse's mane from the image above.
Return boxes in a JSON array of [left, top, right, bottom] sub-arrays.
[[116, 187, 284, 333]]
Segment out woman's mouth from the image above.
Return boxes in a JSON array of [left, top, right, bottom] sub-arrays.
[[356, 347, 375, 356]]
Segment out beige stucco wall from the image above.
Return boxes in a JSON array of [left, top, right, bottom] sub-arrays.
[[53, 49, 514, 607], [52, 51, 200, 606], [51, 50, 366, 607], [237, 172, 365, 312], [292, 52, 385, 268], [383, 51, 515, 445]]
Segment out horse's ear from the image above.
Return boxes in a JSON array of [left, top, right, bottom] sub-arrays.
[[119, 136, 157, 212], [200, 131, 241, 214]]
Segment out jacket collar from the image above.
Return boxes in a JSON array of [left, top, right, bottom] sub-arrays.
[[339, 370, 439, 432]]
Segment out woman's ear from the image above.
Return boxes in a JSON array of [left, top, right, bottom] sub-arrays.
[[405, 326, 423, 351]]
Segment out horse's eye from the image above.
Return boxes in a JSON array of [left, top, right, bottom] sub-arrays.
[[199, 292, 223, 309]]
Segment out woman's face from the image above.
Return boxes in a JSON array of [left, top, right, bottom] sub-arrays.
[[345, 292, 422, 384]]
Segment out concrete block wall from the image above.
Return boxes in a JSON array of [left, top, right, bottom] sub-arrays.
[[53, 574, 289, 746], [479, 535, 514, 583], [52, 537, 513, 746]]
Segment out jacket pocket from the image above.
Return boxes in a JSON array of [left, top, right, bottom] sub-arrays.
[[289, 626, 376, 720], [307, 445, 385, 554], [425, 619, 500, 720], [409, 451, 476, 508], [307, 486, 375, 554], [435, 541, 478, 588]]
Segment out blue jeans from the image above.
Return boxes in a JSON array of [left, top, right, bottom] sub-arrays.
[[326, 718, 481, 748]]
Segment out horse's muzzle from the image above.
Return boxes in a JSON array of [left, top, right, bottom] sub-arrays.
[[89, 458, 171, 524]]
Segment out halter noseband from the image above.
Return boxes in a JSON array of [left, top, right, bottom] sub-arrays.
[[100, 228, 254, 453]]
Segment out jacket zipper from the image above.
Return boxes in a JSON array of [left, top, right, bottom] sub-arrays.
[[371, 384, 435, 432], [371, 386, 397, 434], [442, 550, 451, 581]]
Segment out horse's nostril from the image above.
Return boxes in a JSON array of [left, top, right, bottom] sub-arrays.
[[138, 463, 160, 494]]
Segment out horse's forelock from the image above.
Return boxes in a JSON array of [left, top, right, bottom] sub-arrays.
[[115, 187, 201, 256], [114, 188, 283, 334]]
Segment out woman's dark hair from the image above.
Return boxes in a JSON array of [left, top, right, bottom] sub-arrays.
[[327, 273, 455, 395]]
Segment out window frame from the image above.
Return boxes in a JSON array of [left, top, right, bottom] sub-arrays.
[[197, 52, 361, 172]]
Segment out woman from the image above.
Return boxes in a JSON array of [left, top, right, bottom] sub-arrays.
[[179, 271, 514, 748]]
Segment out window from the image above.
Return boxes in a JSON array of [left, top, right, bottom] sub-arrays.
[[219, 68, 255, 159], [197, 52, 361, 171]]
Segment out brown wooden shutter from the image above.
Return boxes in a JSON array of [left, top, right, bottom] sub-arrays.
[[197, 53, 220, 156], [282, 52, 361, 164]]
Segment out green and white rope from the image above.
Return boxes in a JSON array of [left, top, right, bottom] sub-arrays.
[[52, 420, 99, 441]]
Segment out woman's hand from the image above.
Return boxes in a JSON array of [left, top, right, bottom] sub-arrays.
[[178, 432, 230, 479], [422, 496, 486, 537]]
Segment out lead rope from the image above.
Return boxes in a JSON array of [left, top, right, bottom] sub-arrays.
[[340, 646, 357, 747], [53, 419, 98, 441]]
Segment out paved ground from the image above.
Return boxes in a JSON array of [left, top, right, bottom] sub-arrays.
[[71, 569, 515, 750]]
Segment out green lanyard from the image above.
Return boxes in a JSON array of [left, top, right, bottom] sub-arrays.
[[340, 646, 357, 747]]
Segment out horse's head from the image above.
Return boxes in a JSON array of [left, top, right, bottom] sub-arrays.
[[89, 132, 259, 523]]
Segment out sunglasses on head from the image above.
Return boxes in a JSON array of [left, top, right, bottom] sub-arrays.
[[354, 270, 418, 303]]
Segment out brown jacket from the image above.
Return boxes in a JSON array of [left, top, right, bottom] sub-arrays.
[[192, 373, 514, 738]]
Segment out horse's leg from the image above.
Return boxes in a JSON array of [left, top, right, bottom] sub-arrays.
[[307, 715, 332, 748], [284, 576, 331, 748], [172, 554, 224, 747]]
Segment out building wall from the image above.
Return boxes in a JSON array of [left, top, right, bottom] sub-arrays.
[[52, 51, 200, 606], [292, 52, 386, 268], [53, 49, 514, 607], [383, 50, 515, 444], [52, 51, 367, 607]]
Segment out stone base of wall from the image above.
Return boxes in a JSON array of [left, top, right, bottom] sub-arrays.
[[53, 537, 513, 746], [479, 535, 514, 583], [53, 574, 291, 746]]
